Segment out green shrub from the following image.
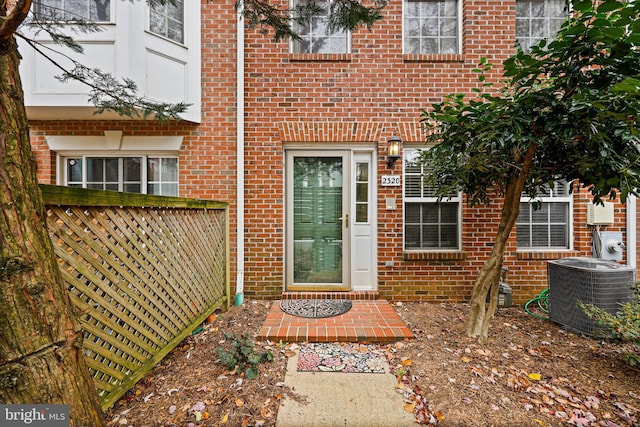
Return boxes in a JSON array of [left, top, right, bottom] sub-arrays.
[[579, 283, 640, 366], [216, 332, 273, 379]]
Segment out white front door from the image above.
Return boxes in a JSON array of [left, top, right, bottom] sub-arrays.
[[285, 149, 376, 291]]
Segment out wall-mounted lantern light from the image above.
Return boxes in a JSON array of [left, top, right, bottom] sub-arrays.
[[387, 133, 402, 168]]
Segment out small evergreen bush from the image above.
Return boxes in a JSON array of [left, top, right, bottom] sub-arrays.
[[216, 332, 273, 379], [580, 283, 640, 366]]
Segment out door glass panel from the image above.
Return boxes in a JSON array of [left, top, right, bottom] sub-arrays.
[[293, 157, 343, 284], [355, 162, 369, 223]]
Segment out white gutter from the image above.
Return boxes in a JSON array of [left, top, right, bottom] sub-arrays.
[[627, 196, 636, 269], [235, 3, 245, 305]]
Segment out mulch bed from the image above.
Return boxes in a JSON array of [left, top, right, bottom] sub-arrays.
[[105, 300, 640, 427]]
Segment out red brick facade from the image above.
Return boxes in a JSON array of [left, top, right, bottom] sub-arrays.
[[29, 0, 631, 304]]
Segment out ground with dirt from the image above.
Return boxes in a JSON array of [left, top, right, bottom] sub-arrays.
[[105, 300, 639, 427]]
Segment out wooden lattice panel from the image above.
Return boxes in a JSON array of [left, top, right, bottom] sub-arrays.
[[45, 203, 228, 409]]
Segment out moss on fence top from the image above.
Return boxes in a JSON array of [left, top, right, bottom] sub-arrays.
[[40, 184, 228, 210]]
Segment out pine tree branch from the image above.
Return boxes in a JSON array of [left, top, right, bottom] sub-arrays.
[[16, 34, 188, 120]]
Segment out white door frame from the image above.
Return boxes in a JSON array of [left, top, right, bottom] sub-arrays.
[[284, 147, 377, 291], [350, 150, 377, 290]]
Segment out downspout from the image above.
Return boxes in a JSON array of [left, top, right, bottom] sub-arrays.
[[627, 196, 636, 269], [235, 2, 245, 305]]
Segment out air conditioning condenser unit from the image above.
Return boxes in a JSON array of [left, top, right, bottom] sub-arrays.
[[547, 257, 634, 336]]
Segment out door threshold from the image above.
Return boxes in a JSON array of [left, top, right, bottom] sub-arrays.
[[282, 291, 380, 300], [286, 285, 350, 292]]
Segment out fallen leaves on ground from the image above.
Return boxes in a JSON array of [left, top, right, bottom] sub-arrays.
[[105, 301, 639, 427], [394, 302, 639, 426], [106, 301, 289, 427]]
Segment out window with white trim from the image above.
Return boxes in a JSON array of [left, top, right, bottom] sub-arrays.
[[404, 148, 460, 250], [516, 180, 571, 249], [35, 0, 111, 22], [63, 155, 178, 196], [404, 0, 459, 54], [150, 0, 184, 43], [291, 0, 349, 53], [516, 0, 568, 52]]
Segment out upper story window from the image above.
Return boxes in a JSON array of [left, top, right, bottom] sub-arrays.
[[64, 155, 179, 196], [291, 0, 349, 53], [404, 0, 459, 55], [35, 0, 111, 22], [516, 180, 571, 249], [516, 0, 568, 51], [150, 0, 184, 43], [404, 148, 460, 250]]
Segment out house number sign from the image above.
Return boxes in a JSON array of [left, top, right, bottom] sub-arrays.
[[381, 175, 401, 186]]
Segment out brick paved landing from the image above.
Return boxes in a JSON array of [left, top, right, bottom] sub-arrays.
[[257, 300, 413, 343]]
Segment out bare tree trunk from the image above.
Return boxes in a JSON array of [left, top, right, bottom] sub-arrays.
[[466, 142, 538, 342], [0, 33, 105, 426]]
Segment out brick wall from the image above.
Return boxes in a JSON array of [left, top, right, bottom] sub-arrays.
[[242, 0, 515, 301], [240, 0, 629, 304], [28, 0, 631, 305]]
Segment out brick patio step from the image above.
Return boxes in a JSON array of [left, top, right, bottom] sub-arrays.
[[257, 299, 413, 343]]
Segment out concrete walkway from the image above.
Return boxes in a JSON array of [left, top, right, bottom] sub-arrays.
[[276, 347, 417, 426]]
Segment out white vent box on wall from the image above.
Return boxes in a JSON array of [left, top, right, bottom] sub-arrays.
[[586, 202, 614, 225]]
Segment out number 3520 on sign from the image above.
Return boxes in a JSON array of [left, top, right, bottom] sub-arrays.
[[381, 175, 401, 186]]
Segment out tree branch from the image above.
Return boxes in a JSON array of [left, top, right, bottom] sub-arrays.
[[16, 34, 187, 120], [0, 0, 32, 40]]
